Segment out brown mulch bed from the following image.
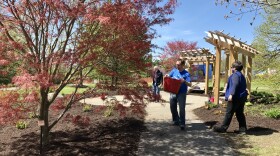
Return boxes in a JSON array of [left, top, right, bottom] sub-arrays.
[[0, 103, 146, 155], [193, 104, 280, 134]]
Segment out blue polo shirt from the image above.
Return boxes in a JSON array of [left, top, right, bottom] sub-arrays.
[[169, 68, 191, 94]]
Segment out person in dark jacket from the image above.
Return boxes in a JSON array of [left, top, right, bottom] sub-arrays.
[[213, 60, 248, 134], [152, 66, 163, 102]]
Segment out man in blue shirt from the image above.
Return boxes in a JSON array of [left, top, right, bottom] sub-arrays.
[[167, 59, 191, 130], [213, 61, 248, 134]]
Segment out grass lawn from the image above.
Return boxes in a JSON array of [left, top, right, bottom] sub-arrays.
[[60, 84, 96, 95]]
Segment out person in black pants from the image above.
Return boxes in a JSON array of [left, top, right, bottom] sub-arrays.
[[152, 66, 163, 102], [213, 61, 248, 134]]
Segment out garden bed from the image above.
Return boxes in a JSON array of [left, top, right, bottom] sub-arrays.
[[0, 103, 145, 155]]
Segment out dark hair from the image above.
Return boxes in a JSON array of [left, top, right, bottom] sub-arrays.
[[232, 60, 243, 71], [177, 59, 185, 66]]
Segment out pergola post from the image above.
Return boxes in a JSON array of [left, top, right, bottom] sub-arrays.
[[242, 54, 246, 74], [247, 57, 252, 93], [224, 53, 229, 87], [214, 41, 221, 105], [189, 62, 193, 74], [212, 61, 216, 88], [205, 57, 209, 95]]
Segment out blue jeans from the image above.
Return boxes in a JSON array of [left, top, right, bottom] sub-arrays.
[[152, 83, 160, 96], [170, 92, 187, 127]]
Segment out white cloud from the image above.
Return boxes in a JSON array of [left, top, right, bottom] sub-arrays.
[[182, 30, 193, 35]]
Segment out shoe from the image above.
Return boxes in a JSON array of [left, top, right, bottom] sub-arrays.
[[213, 126, 226, 133], [172, 122, 179, 126], [234, 127, 247, 134], [180, 125, 185, 130]]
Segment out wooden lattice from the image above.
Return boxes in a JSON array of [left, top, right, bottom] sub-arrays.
[[180, 48, 215, 63], [204, 30, 261, 57]]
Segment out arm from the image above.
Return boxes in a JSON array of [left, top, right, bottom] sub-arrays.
[[228, 73, 239, 101]]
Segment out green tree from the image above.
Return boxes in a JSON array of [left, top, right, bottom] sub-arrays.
[[252, 6, 280, 91]]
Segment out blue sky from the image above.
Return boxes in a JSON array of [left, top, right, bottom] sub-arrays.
[[152, 0, 263, 58]]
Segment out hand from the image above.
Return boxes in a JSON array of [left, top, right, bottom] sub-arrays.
[[228, 95, 233, 101], [186, 81, 192, 87], [164, 74, 169, 77], [180, 78, 185, 83]]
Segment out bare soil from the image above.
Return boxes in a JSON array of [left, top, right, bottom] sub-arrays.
[[0, 103, 146, 156]]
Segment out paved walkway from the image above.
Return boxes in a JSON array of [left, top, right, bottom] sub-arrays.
[[137, 91, 235, 156], [82, 91, 235, 155]]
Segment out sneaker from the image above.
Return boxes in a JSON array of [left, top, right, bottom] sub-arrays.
[[234, 127, 247, 134], [180, 125, 185, 130], [172, 122, 179, 126], [213, 126, 226, 133]]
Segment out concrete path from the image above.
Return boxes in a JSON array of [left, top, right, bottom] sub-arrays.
[[137, 91, 235, 156], [81, 91, 236, 155]]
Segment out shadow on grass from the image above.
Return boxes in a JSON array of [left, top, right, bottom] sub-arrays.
[[8, 118, 145, 155], [246, 126, 279, 136]]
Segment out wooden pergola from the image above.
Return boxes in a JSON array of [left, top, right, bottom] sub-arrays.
[[180, 48, 215, 95], [204, 30, 262, 104]]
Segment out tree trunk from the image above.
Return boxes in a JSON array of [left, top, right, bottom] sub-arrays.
[[42, 107, 50, 147], [79, 67, 84, 87], [39, 93, 50, 148]]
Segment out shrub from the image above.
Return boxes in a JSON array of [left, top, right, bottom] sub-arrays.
[[82, 104, 92, 112], [265, 108, 280, 119], [16, 121, 28, 129], [250, 91, 280, 105]]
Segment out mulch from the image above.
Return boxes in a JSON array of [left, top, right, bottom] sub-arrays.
[[0, 103, 146, 155]]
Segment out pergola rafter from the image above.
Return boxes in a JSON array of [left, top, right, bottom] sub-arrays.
[[205, 31, 261, 58], [204, 30, 261, 105], [180, 48, 215, 63]]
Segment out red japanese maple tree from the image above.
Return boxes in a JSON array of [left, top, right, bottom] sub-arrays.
[[159, 40, 198, 72], [0, 0, 177, 147]]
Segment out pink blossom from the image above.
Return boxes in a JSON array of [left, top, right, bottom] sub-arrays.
[[0, 59, 9, 66], [97, 16, 110, 24]]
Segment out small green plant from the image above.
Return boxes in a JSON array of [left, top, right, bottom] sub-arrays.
[[82, 104, 92, 112], [205, 101, 218, 110], [104, 98, 116, 117], [16, 121, 28, 129], [104, 103, 114, 117], [28, 112, 38, 119], [245, 101, 253, 106], [264, 108, 280, 119]]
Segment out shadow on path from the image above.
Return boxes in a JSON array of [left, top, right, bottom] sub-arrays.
[[138, 120, 236, 156]]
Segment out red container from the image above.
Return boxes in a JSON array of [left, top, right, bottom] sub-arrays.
[[163, 77, 181, 94]]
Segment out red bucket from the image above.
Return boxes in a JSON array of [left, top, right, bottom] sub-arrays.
[[163, 77, 181, 94]]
